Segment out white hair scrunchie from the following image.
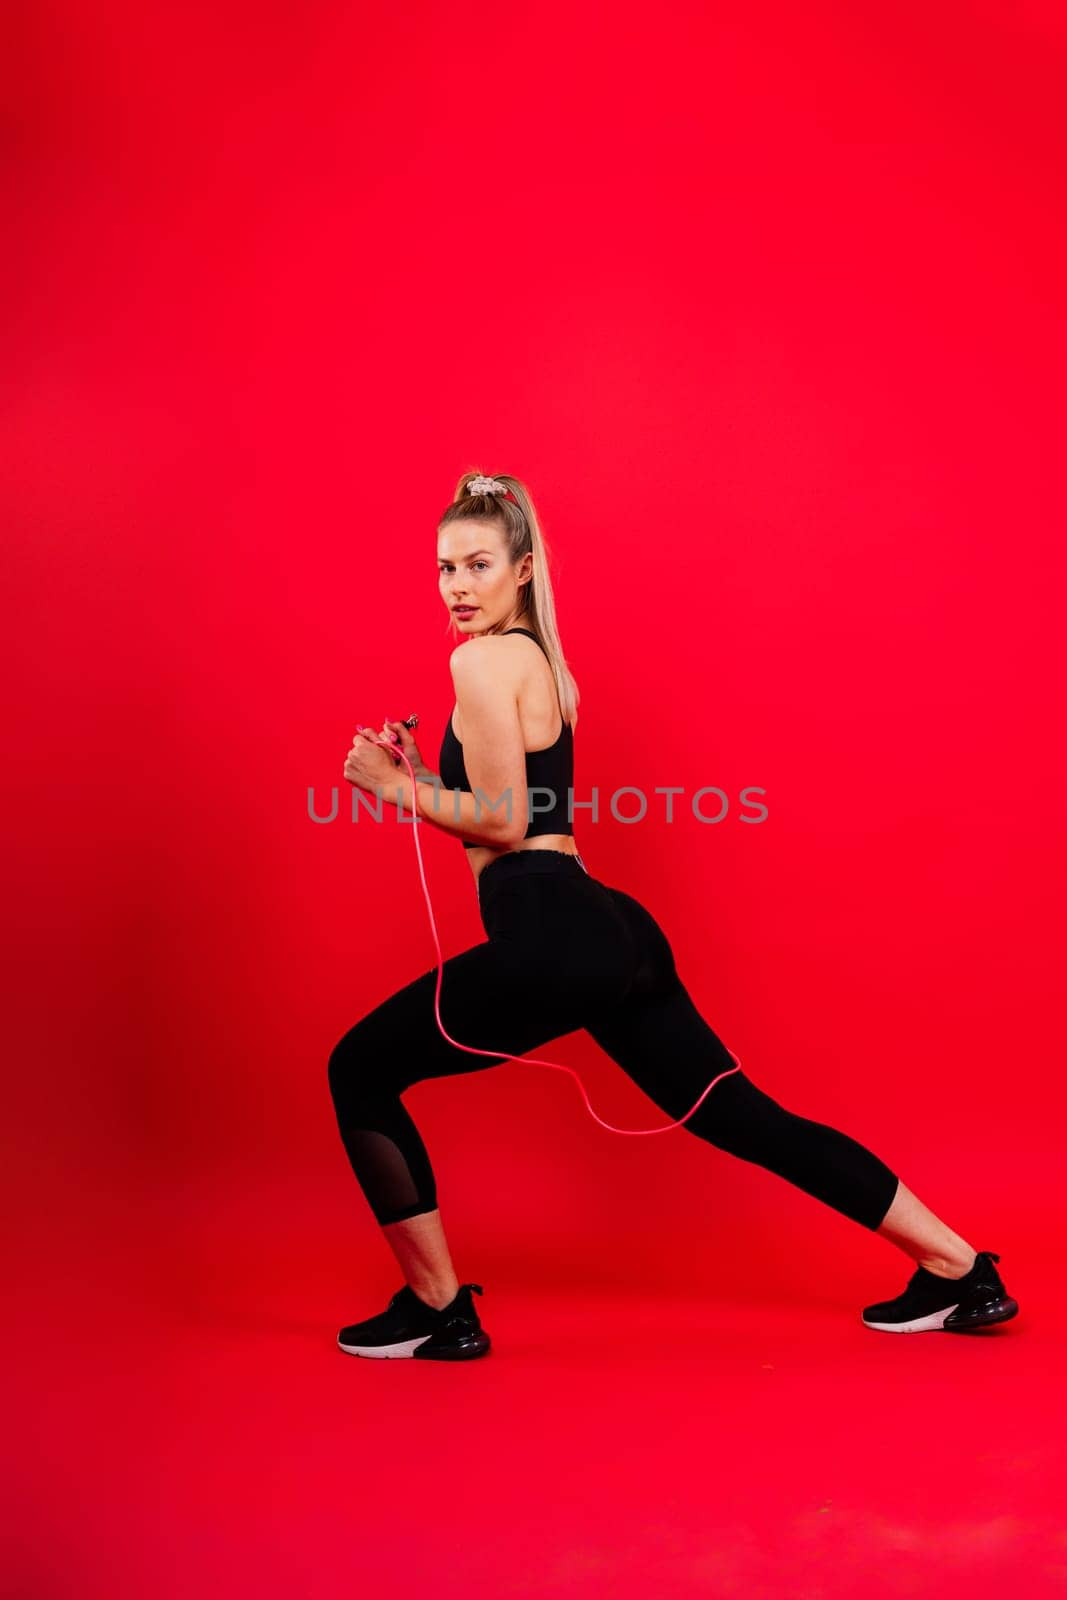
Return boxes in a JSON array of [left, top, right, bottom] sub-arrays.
[[467, 475, 506, 496]]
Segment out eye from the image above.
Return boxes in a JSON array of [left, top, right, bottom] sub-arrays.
[[473, 560, 489, 571]]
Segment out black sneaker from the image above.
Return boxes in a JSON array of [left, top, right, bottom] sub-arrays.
[[862, 1249, 1018, 1334], [337, 1282, 491, 1360]]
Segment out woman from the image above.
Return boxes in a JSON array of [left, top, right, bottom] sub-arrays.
[[328, 470, 1017, 1360]]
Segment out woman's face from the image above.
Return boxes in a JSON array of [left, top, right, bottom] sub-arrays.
[[437, 520, 531, 635]]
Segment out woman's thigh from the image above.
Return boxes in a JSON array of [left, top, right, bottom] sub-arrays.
[[329, 909, 629, 1103], [585, 971, 742, 1132], [583, 886, 741, 1130]]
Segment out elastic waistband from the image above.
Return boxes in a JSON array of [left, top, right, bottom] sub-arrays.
[[478, 848, 589, 900]]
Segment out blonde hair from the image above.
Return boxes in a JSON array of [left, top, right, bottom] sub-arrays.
[[438, 470, 581, 731]]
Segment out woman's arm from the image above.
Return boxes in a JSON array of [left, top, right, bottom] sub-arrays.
[[385, 639, 530, 848], [387, 772, 521, 847]]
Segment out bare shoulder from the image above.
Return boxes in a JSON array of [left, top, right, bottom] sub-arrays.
[[448, 634, 529, 686]]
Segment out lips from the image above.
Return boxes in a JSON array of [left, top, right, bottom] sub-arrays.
[[453, 606, 477, 614]]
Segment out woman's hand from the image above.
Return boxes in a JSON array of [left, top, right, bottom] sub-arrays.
[[343, 727, 407, 793], [378, 718, 425, 774]]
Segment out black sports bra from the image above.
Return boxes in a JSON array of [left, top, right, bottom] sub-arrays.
[[437, 627, 574, 849]]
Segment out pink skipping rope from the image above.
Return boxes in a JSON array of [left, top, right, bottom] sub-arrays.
[[372, 732, 744, 1137]]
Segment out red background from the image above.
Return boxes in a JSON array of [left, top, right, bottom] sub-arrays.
[[6, 2, 1065, 1594]]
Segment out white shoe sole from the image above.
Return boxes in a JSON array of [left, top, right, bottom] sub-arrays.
[[862, 1304, 959, 1333], [337, 1334, 433, 1358]]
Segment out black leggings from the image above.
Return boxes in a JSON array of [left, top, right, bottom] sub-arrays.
[[327, 850, 900, 1232]]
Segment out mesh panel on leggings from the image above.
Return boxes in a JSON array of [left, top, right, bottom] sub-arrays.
[[335, 1096, 439, 1226]]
